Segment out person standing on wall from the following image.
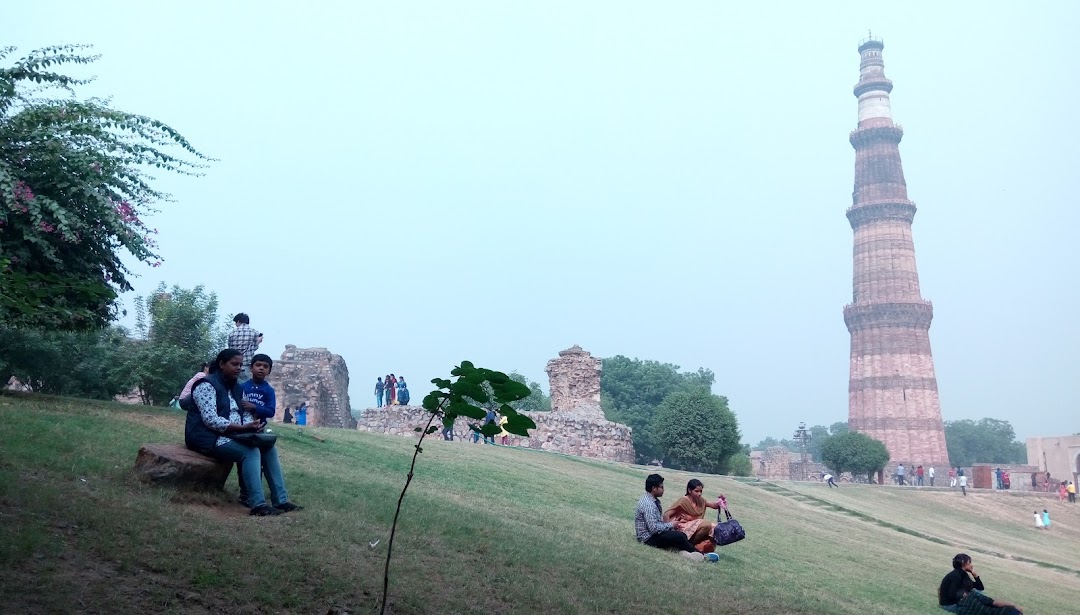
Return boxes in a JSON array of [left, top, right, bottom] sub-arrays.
[[227, 313, 262, 384], [375, 377, 385, 408]]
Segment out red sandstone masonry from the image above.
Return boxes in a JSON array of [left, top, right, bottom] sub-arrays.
[[844, 40, 949, 466]]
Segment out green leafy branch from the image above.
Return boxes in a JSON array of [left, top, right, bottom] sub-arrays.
[[378, 361, 535, 615]]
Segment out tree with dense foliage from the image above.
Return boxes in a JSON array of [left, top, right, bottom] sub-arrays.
[[0, 44, 210, 329], [820, 432, 890, 482], [727, 452, 753, 477], [119, 283, 228, 406], [508, 372, 550, 411], [830, 421, 849, 436], [944, 418, 1027, 467], [652, 389, 741, 474], [600, 355, 715, 463], [0, 325, 132, 398], [752, 436, 798, 452]]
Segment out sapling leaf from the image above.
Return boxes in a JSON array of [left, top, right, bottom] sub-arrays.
[[452, 380, 488, 403], [422, 392, 444, 412], [414, 427, 422, 432], [425, 426, 439, 435], [447, 402, 486, 421], [505, 413, 537, 436]]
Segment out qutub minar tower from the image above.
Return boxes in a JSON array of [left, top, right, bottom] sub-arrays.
[[843, 38, 950, 467]]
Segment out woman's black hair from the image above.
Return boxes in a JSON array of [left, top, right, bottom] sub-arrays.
[[686, 479, 704, 496], [208, 349, 243, 374], [951, 553, 971, 570]]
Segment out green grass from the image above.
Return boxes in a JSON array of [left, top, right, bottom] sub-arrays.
[[1, 392, 1078, 614]]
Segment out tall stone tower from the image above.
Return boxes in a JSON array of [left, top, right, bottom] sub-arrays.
[[843, 39, 949, 466]]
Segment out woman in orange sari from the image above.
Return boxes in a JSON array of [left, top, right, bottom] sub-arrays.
[[662, 479, 725, 553]]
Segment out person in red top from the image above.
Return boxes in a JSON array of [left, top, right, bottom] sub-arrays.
[[916, 465, 925, 486]]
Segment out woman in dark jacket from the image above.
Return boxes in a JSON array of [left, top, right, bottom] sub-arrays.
[[185, 349, 302, 516]]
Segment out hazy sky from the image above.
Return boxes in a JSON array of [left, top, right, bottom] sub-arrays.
[[9, 2, 1078, 444]]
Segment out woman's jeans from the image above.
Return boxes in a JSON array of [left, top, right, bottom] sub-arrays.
[[213, 440, 289, 509]]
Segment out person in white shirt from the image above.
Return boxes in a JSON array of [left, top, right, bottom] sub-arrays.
[[823, 473, 838, 488], [958, 474, 968, 496], [928, 466, 936, 486]]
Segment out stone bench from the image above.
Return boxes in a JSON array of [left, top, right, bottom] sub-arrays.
[[134, 443, 233, 491]]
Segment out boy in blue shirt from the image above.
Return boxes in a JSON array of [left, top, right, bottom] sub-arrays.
[[238, 354, 276, 506], [241, 354, 276, 424]]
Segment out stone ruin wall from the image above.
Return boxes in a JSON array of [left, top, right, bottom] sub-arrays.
[[355, 405, 635, 463], [266, 345, 356, 429], [354, 345, 636, 463]]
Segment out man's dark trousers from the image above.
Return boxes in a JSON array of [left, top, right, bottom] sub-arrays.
[[644, 530, 696, 552]]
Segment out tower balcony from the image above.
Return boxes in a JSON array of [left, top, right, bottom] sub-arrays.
[[843, 300, 934, 332], [854, 77, 894, 97], [845, 200, 917, 228], [850, 125, 904, 148]]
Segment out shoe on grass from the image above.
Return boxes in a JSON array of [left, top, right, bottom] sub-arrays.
[[250, 504, 284, 517], [704, 552, 720, 562], [275, 502, 304, 513], [680, 551, 704, 561]]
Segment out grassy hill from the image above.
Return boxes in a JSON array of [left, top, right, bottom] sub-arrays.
[[1, 393, 1077, 614]]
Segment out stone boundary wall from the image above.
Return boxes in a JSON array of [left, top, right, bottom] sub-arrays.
[[354, 405, 635, 463]]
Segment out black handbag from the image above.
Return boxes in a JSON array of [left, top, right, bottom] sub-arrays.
[[231, 431, 278, 450], [711, 507, 746, 546]]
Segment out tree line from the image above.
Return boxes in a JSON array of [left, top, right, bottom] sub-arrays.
[[0, 283, 227, 406], [753, 417, 1029, 473]]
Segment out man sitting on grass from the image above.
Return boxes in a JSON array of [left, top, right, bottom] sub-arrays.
[[634, 473, 704, 561]]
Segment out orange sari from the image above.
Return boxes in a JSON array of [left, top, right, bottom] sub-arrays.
[[662, 495, 716, 554]]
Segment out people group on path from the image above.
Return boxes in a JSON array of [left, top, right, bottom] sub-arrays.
[[375, 374, 409, 407]]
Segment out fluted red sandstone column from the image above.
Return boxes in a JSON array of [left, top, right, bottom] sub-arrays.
[[844, 39, 950, 467]]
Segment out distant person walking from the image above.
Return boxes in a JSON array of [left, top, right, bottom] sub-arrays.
[[949, 467, 957, 488], [928, 466, 935, 487], [1042, 509, 1051, 529], [1034, 510, 1044, 530], [283, 406, 294, 424], [227, 313, 262, 383], [823, 473, 838, 488], [296, 402, 308, 427], [896, 464, 906, 486], [375, 377, 385, 407], [1068, 481, 1076, 503], [958, 473, 968, 496], [1058, 482, 1068, 503]]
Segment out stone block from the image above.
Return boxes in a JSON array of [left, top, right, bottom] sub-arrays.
[[134, 443, 232, 490]]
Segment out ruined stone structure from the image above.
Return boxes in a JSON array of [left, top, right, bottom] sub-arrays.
[[266, 345, 356, 429], [751, 448, 825, 482], [355, 346, 635, 463], [546, 345, 603, 416], [1027, 435, 1080, 488], [843, 39, 950, 467]]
